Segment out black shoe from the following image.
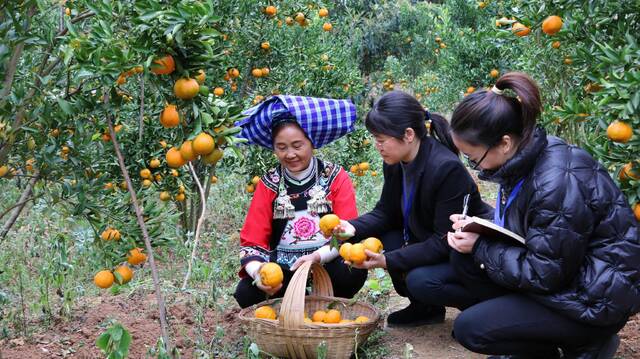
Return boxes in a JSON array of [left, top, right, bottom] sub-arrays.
[[562, 334, 620, 359], [386, 303, 445, 327]]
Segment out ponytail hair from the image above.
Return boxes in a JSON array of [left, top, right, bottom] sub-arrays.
[[366, 90, 458, 155], [451, 72, 541, 147]]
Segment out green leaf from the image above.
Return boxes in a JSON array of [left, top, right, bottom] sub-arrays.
[[96, 333, 110, 351], [201, 112, 214, 126], [57, 99, 74, 115]]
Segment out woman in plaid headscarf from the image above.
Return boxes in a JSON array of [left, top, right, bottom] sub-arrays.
[[232, 95, 367, 308]]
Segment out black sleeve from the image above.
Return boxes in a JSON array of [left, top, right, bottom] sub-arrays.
[[384, 162, 476, 272]]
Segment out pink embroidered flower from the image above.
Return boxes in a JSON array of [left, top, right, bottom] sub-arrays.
[[293, 217, 317, 239]]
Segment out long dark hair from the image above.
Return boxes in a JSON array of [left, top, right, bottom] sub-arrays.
[[365, 90, 458, 155], [451, 72, 541, 147]]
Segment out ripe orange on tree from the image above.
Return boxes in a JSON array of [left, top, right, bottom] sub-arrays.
[[634, 203, 640, 221], [192, 132, 215, 155], [255, 305, 277, 319], [114, 265, 133, 284], [285, 16, 294, 26], [228, 67, 240, 78], [319, 214, 340, 236], [175, 193, 185, 202], [150, 55, 175, 75], [607, 120, 633, 143], [94, 270, 115, 289], [202, 148, 224, 165], [264, 5, 277, 17], [323, 22, 333, 32], [259, 262, 284, 287], [160, 104, 180, 128], [195, 69, 206, 84], [251, 176, 260, 185], [261, 41, 270, 50], [174, 78, 200, 100], [358, 162, 370, 171], [166, 147, 186, 168], [213, 87, 224, 96], [295, 12, 305, 24], [160, 191, 171, 201], [619, 162, 640, 181], [542, 15, 563, 35], [149, 158, 161, 168], [318, 8, 328, 17], [142, 179, 152, 187], [490, 69, 500, 78], [252, 68, 263, 78], [512, 22, 530, 37], [564, 57, 573, 65], [210, 175, 218, 184], [127, 248, 147, 265], [140, 168, 152, 179], [552, 41, 561, 49], [179, 140, 197, 161], [246, 184, 255, 193], [261, 67, 270, 76]]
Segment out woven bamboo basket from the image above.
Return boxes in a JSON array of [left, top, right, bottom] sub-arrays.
[[238, 261, 381, 359]]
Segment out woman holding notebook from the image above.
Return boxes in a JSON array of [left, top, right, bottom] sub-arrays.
[[335, 91, 492, 327], [448, 72, 640, 358]]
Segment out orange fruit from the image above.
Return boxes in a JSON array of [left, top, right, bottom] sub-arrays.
[[264, 5, 277, 17], [358, 162, 370, 171], [192, 133, 215, 155], [127, 248, 147, 265], [202, 148, 224, 165], [542, 15, 563, 35], [142, 179, 152, 187], [323, 22, 333, 32], [285, 16, 294, 26], [354, 316, 369, 324], [440, 42, 447, 49], [160, 104, 180, 128], [490, 69, 499, 78], [318, 8, 329, 17], [175, 193, 185, 202], [166, 147, 186, 168], [619, 163, 640, 181], [607, 120, 633, 143], [101, 228, 113, 241], [324, 309, 341, 324], [94, 270, 115, 289], [0, 165, 8, 177], [261, 67, 270, 77], [149, 159, 161, 169], [295, 12, 305, 24], [228, 68, 240, 78], [259, 262, 284, 287], [119, 181, 127, 190], [252, 68, 263, 78], [140, 168, 152, 179], [319, 214, 340, 236], [246, 184, 255, 193], [339, 319, 353, 324], [634, 203, 640, 221], [362, 237, 383, 254], [251, 176, 261, 185], [174, 78, 200, 100], [154, 174, 162, 182], [350, 164, 358, 173], [211, 175, 218, 184], [312, 310, 327, 323], [160, 191, 171, 201], [512, 22, 530, 37], [213, 87, 224, 96], [255, 305, 277, 319], [114, 265, 133, 284], [478, 1, 486, 8], [339, 242, 352, 261], [179, 140, 197, 161], [102, 132, 111, 141], [116, 74, 126, 85], [349, 243, 367, 264], [195, 70, 206, 84], [261, 41, 270, 50], [370, 171, 378, 177], [467, 86, 476, 94], [150, 55, 175, 75], [564, 57, 573, 65], [552, 41, 561, 49]]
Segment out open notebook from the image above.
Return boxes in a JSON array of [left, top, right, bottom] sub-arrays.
[[461, 216, 526, 245]]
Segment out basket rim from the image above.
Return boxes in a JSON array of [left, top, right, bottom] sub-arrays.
[[238, 294, 382, 328]]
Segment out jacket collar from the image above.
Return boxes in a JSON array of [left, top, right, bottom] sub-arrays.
[[478, 127, 548, 187]]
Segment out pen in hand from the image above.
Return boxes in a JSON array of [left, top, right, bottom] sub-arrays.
[[456, 194, 470, 233]]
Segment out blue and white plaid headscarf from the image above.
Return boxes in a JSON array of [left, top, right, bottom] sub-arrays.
[[235, 95, 357, 149]]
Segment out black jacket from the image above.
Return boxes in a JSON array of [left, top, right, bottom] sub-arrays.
[[350, 137, 491, 273], [474, 127, 640, 326]]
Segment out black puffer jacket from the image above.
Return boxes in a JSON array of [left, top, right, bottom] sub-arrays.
[[473, 127, 640, 326]]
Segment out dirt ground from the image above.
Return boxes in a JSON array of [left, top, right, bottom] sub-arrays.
[[1, 291, 638, 358]]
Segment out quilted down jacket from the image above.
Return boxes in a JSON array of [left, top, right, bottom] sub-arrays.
[[473, 127, 640, 326]]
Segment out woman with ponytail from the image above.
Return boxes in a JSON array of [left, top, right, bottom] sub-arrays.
[[448, 72, 639, 358], [336, 90, 492, 327]]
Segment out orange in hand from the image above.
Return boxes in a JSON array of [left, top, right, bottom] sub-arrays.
[[319, 214, 340, 237]]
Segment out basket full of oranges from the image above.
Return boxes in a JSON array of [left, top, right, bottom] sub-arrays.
[[238, 261, 381, 359]]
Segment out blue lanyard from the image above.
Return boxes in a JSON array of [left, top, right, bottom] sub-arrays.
[[402, 183, 416, 245], [494, 179, 525, 227]]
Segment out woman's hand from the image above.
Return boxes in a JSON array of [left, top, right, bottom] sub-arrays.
[[449, 213, 472, 231], [256, 280, 283, 296], [447, 230, 479, 254], [333, 220, 356, 240], [289, 251, 321, 271], [346, 249, 386, 269]]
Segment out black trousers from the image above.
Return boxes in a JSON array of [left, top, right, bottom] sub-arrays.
[[234, 256, 368, 308], [448, 251, 628, 357]]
